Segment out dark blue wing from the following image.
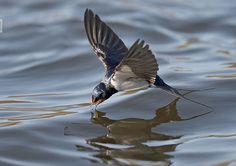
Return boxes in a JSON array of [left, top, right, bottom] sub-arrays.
[[84, 9, 128, 78]]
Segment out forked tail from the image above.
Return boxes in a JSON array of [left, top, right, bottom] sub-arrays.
[[154, 75, 213, 110]]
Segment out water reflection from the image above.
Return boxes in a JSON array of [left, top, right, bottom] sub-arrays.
[[65, 97, 210, 165], [217, 50, 231, 56], [0, 103, 89, 127], [0, 100, 34, 104], [225, 62, 236, 68], [176, 38, 200, 49], [207, 74, 236, 78]]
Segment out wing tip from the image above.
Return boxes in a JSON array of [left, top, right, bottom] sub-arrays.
[[85, 8, 93, 15], [133, 39, 149, 48], [84, 8, 96, 23], [130, 39, 152, 55], [84, 8, 103, 47]]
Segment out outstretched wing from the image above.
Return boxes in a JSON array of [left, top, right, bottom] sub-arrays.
[[110, 39, 159, 90], [84, 9, 128, 78], [116, 39, 158, 83]]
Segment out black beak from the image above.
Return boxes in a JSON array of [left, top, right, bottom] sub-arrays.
[[92, 96, 105, 105]]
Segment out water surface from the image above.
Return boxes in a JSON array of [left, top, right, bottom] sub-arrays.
[[0, 0, 236, 166]]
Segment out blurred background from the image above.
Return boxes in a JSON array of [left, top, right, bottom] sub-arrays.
[[0, 0, 236, 166]]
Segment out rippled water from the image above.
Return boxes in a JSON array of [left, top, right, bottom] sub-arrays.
[[0, 0, 236, 166]]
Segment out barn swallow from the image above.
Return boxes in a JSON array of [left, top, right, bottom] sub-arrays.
[[84, 9, 211, 109]]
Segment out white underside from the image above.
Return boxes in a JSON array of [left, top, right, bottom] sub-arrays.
[[110, 65, 149, 91]]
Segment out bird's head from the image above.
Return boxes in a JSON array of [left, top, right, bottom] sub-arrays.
[[92, 82, 117, 105]]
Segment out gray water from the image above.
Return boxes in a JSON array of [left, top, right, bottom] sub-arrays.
[[0, 0, 236, 166]]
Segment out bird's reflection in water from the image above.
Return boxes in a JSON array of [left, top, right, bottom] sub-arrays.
[[65, 97, 210, 165]]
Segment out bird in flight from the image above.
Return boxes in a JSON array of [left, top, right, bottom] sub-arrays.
[[84, 9, 211, 109]]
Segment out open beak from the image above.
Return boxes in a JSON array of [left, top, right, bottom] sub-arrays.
[[92, 97, 105, 106]]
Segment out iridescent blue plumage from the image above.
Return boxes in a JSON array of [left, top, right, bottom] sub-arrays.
[[84, 9, 211, 109], [92, 82, 117, 105]]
